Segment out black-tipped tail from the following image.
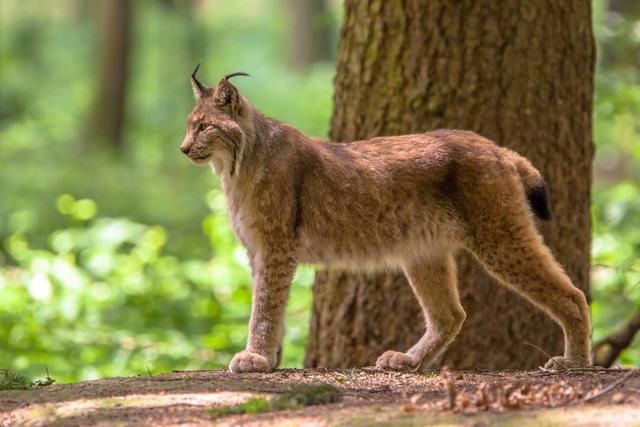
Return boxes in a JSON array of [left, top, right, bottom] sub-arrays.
[[527, 185, 552, 221]]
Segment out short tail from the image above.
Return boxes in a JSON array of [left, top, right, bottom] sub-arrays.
[[527, 184, 552, 221], [513, 156, 553, 221]]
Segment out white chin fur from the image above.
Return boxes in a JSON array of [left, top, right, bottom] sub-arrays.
[[210, 157, 224, 175]]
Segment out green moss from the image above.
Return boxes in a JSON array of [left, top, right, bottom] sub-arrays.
[[209, 384, 342, 419], [242, 397, 273, 414], [209, 397, 272, 419], [276, 383, 342, 408], [0, 369, 32, 390], [0, 368, 56, 390]]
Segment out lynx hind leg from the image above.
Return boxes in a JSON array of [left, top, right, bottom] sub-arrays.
[[376, 252, 466, 371], [465, 208, 591, 369]]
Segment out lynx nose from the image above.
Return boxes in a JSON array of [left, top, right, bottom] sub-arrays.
[[180, 144, 190, 154]]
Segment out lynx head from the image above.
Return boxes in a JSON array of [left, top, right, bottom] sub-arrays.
[[181, 65, 251, 175]]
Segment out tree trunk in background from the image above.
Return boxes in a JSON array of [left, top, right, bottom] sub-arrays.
[[599, 0, 640, 67], [305, 0, 595, 370], [609, 0, 640, 14], [289, 0, 334, 71], [180, 0, 207, 106], [87, 0, 132, 149]]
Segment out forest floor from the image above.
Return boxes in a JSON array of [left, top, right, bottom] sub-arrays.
[[1, 367, 639, 426]]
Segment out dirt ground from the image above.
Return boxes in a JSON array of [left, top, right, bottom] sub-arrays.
[[1, 367, 639, 426]]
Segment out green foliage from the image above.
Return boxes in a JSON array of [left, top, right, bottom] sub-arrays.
[[0, 0, 335, 258], [0, 194, 314, 382], [0, 369, 32, 390], [209, 384, 341, 419], [591, 183, 640, 364], [0, 0, 329, 382], [0, 368, 55, 390], [590, 0, 640, 365]]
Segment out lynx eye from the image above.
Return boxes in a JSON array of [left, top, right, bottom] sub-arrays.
[[197, 123, 210, 132]]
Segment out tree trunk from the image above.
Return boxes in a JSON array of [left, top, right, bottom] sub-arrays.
[[87, 0, 132, 149], [609, 0, 640, 15], [288, 0, 334, 71], [305, 0, 595, 370]]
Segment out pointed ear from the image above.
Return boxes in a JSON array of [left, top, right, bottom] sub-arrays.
[[213, 79, 241, 115], [214, 72, 249, 116], [190, 63, 210, 100]]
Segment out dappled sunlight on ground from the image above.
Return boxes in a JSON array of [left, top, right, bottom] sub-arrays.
[[2, 368, 639, 426]]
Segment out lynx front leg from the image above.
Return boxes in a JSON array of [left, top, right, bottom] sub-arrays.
[[376, 252, 466, 371], [229, 255, 295, 373]]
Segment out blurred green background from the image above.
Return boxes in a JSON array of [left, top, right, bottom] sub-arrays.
[[0, 0, 638, 383]]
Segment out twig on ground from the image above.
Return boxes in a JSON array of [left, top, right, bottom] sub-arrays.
[[523, 341, 570, 371], [556, 369, 638, 407], [446, 380, 457, 410], [478, 371, 508, 377], [439, 367, 457, 410]]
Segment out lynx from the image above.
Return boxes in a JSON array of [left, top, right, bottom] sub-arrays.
[[180, 66, 592, 373]]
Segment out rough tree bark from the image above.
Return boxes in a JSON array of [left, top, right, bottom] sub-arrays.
[[305, 0, 595, 370], [87, 0, 132, 149]]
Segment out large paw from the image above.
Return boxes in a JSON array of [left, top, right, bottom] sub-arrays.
[[543, 356, 588, 371], [229, 351, 272, 373], [376, 350, 421, 371]]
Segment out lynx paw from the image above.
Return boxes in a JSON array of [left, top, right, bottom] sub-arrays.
[[543, 356, 587, 371], [229, 351, 272, 373], [376, 351, 421, 371]]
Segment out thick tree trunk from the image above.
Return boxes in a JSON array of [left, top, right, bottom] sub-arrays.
[[87, 0, 132, 149], [305, 0, 595, 370], [288, 0, 334, 71]]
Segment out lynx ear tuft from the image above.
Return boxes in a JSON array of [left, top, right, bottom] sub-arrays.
[[190, 63, 211, 99], [224, 71, 250, 80]]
